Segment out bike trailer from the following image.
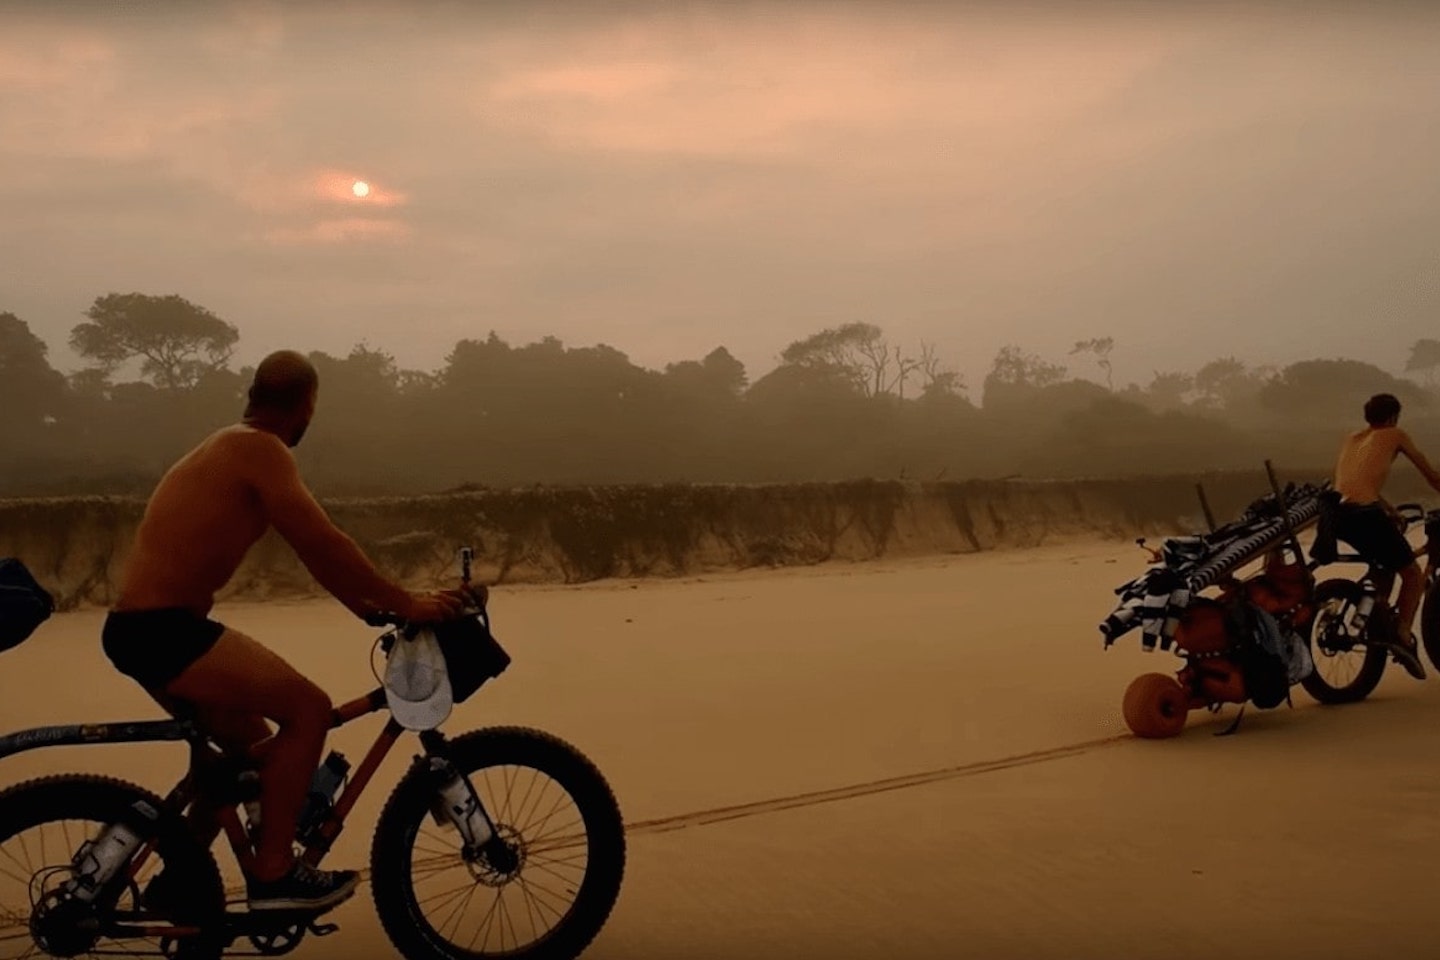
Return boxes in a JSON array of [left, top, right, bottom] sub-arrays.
[[0, 558, 54, 653]]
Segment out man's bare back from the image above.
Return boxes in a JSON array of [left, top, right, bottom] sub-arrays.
[[116, 425, 276, 615], [1334, 424, 1440, 507], [1334, 426, 1407, 506]]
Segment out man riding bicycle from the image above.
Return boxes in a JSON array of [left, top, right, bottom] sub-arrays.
[[101, 350, 464, 913], [1331, 392, 1440, 681]]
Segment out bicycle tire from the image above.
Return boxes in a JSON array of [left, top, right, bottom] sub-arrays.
[[1299, 578, 1388, 705], [0, 774, 226, 960], [371, 726, 626, 960]]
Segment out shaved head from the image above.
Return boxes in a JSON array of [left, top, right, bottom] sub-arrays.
[[244, 350, 319, 446], [246, 350, 318, 415]]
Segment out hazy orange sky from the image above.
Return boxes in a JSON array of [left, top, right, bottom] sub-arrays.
[[3, 1, 1438, 394]]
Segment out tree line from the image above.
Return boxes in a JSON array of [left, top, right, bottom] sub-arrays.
[[2, 293, 1437, 496]]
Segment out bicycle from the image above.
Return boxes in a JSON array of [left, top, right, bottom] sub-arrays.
[[1299, 501, 1440, 704], [0, 548, 627, 960]]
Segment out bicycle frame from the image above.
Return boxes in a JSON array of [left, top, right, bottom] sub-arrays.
[[0, 680, 481, 933], [181, 686, 410, 877]]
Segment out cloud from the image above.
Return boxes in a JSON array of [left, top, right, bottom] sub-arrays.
[[264, 217, 413, 246]]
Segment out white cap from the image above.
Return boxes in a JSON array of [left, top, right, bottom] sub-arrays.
[[384, 628, 454, 731]]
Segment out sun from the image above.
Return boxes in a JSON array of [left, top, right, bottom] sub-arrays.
[[352, 180, 370, 198]]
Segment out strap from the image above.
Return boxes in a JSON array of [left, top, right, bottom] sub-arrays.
[[1215, 703, 1247, 737]]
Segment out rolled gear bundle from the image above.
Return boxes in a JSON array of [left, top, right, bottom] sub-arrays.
[[1099, 482, 1327, 652]]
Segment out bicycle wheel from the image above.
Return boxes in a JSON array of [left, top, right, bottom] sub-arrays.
[[371, 726, 626, 960], [0, 774, 226, 960], [1299, 578, 1388, 705]]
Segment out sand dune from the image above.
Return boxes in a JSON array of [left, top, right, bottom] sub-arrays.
[[2, 540, 1437, 958]]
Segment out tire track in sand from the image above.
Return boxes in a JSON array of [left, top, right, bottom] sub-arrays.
[[622, 732, 1133, 836], [286, 732, 1133, 896]]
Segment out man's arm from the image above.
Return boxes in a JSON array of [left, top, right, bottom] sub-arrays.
[[1396, 429, 1440, 493], [240, 432, 413, 618]]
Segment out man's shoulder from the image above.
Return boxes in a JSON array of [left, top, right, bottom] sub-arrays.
[[215, 424, 288, 451], [211, 425, 295, 474], [1374, 425, 1411, 444]]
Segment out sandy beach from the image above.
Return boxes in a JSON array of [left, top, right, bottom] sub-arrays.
[[2, 540, 1437, 959]]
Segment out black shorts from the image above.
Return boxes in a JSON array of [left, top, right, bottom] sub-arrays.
[[102, 608, 226, 693], [1333, 502, 1416, 573]]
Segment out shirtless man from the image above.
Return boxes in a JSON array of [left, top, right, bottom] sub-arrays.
[[1332, 392, 1440, 680], [101, 350, 462, 912]]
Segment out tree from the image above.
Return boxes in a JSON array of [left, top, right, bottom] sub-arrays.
[[70, 293, 239, 390], [0, 312, 68, 431], [779, 322, 882, 396], [1070, 337, 1116, 390], [1143, 371, 1194, 412], [664, 346, 749, 399], [981, 345, 1066, 408], [917, 341, 964, 398], [1192, 356, 1250, 410], [1258, 358, 1424, 422], [1405, 338, 1440, 387]]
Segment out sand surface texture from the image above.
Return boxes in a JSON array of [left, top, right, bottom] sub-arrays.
[[2, 542, 1434, 959]]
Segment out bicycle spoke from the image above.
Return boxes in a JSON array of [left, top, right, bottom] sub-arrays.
[[513, 772, 555, 833], [506, 767, 543, 833], [516, 873, 568, 924], [465, 888, 504, 953], [527, 814, 584, 847], [441, 885, 481, 943]]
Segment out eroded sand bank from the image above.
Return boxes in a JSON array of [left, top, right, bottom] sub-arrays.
[[2, 542, 1436, 959]]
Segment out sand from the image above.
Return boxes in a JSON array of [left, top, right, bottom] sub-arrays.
[[2, 540, 1437, 959]]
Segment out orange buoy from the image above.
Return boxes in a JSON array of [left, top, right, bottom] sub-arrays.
[[1122, 672, 1190, 738]]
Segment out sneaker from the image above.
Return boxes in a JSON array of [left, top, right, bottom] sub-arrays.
[[1390, 635, 1427, 681], [245, 861, 359, 913]]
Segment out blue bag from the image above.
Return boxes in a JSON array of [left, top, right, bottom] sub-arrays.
[[0, 558, 54, 653]]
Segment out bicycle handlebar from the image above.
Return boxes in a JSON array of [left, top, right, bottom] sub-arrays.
[[362, 546, 487, 631], [363, 595, 488, 631]]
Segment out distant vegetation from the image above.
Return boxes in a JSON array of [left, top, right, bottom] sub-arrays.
[[3, 294, 1437, 496]]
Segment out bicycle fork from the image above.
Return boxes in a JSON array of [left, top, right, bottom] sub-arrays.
[[419, 732, 511, 868]]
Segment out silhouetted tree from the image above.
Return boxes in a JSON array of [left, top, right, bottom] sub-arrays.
[[1405, 338, 1440, 387], [0, 312, 68, 443], [1143, 371, 1194, 412], [1070, 336, 1116, 390], [1191, 356, 1269, 412], [1258, 358, 1424, 423], [70, 293, 239, 390], [917, 341, 964, 399], [981, 345, 1066, 409]]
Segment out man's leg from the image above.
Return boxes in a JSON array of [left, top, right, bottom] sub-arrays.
[[1343, 506, 1426, 678], [1396, 560, 1424, 641], [162, 629, 339, 885], [149, 693, 272, 848]]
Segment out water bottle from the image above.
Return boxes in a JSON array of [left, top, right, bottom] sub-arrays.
[[431, 758, 494, 848], [297, 751, 350, 841], [68, 802, 157, 902], [1350, 590, 1377, 634]]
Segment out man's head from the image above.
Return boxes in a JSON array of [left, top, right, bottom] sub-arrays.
[[245, 350, 319, 447], [1364, 392, 1402, 428]]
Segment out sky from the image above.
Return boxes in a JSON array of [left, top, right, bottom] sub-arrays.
[[2, 0, 1439, 395]]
